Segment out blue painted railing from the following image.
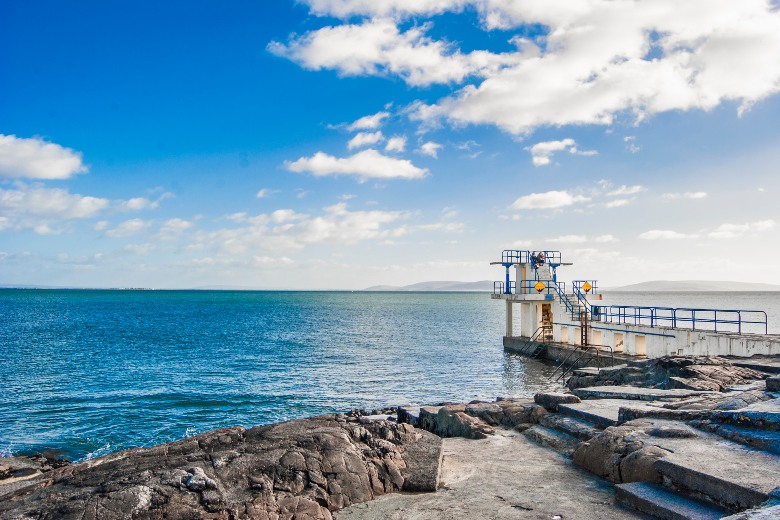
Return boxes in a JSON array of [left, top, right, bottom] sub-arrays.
[[500, 250, 563, 266], [590, 305, 768, 334]]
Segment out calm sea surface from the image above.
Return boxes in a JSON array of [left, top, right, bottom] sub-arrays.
[[0, 290, 558, 461], [2, 289, 778, 461]]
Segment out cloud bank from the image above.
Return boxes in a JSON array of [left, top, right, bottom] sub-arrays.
[[275, 1, 780, 135]]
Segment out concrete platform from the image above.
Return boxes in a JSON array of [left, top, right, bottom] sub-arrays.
[[572, 386, 716, 402], [558, 399, 667, 427], [522, 424, 580, 456], [615, 482, 726, 520], [336, 428, 645, 519], [539, 413, 601, 441], [713, 398, 780, 431], [647, 421, 780, 510], [731, 357, 780, 374]]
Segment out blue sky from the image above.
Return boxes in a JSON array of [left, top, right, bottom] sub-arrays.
[[2, 0, 780, 289]]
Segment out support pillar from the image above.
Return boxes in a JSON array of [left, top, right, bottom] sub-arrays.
[[506, 300, 513, 337]]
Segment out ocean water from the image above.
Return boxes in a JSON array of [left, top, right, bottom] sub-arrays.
[[3, 289, 778, 462], [0, 289, 559, 461]]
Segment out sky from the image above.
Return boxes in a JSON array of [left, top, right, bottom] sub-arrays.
[[2, 0, 780, 289]]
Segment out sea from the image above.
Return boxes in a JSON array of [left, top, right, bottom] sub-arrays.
[[1, 289, 779, 461]]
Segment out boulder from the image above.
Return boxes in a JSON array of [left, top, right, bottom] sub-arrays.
[[572, 419, 680, 484], [418, 405, 495, 439], [534, 392, 581, 412], [464, 398, 547, 429], [0, 416, 442, 520]]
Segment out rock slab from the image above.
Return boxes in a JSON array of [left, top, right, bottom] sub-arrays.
[[0, 415, 442, 520]]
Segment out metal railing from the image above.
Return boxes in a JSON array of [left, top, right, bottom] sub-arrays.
[[512, 325, 553, 356], [493, 280, 518, 295], [501, 250, 531, 264], [550, 345, 614, 382], [492, 279, 565, 296], [499, 249, 563, 266], [590, 305, 768, 335]]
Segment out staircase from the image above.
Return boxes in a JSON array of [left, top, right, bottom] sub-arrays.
[[532, 263, 588, 321], [521, 382, 780, 519]]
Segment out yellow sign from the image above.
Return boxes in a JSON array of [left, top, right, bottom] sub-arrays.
[[535, 281, 546, 292], [582, 281, 593, 293]]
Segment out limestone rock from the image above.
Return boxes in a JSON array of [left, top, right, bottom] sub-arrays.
[[568, 356, 766, 392], [619, 445, 671, 484], [465, 398, 547, 429], [418, 405, 495, 439], [534, 392, 581, 412], [0, 416, 442, 520], [572, 419, 681, 484]]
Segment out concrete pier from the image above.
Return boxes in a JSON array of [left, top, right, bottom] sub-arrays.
[[492, 249, 780, 360]]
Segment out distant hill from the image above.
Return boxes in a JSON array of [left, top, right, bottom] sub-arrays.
[[364, 280, 494, 292], [606, 280, 780, 292]]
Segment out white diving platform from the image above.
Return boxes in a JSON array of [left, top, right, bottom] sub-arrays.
[[491, 249, 780, 359]]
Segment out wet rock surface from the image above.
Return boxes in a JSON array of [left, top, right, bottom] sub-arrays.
[[0, 415, 441, 520], [568, 356, 767, 391]]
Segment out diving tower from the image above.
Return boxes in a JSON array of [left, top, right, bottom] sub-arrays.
[[491, 249, 779, 361]]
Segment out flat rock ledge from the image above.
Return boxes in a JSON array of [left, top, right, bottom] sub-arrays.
[[0, 415, 441, 520]]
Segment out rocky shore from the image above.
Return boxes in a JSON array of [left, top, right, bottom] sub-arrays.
[[2, 355, 780, 519]]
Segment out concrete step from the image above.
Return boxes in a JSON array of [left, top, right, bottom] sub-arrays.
[[521, 424, 580, 456], [712, 398, 780, 432], [538, 413, 601, 441], [615, 482, 727, 520], [648, 423, 780, 511], [732, 358, 780, 375], [572, 385, 716, 402], [692, 420, 780, 455], [558, 399, 666, 428]]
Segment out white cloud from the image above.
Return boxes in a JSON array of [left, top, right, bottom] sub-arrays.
[[547, 234, 588, 244], [256, 188, 278, 199], [607, 185, 645, 196], [286, 149, 428, 181], [663, 191, 708, 200], [269, 18, 522, 86], [347, 131, 384, 149], [195, 203, 411, 254], [301, 0, 467, 18], [105, 218, 150, 238], [510, 190, 590, 210], [546, 233, 617, 244], [118, 192, 173, 211], [400, 0, 780, 134], [347, 111, 390, 131], [418, 141, 442, 158], [527, 138, 597, 166], [0, 134, 87, 179], [0, 184, 109, 233], [638, 229, 699, 240], [385, 135, 407, 152], [159, 218, 193, 237], [624, 136, 641, 153], [604, 198, 632, 208], [708, 220, 775, 239], [124, 243, 156, 256]]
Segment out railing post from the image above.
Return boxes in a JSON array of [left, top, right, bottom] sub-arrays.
[[737, 311, 741, 334]]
